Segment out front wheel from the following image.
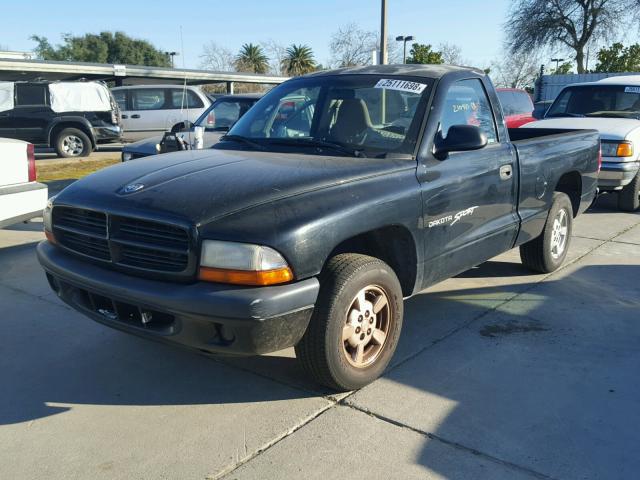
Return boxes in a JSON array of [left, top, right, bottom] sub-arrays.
[[618, 171, 640, 212], [295, 254, 403, 391], [520, 192, 573, 273]]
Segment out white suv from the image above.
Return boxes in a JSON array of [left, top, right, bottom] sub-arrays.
[[111, 85, 211, 142]]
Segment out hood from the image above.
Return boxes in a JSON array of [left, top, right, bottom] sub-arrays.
[[525, 117, 640, 140], [54, 148, 412, 226], [123, 131, 226, 156]]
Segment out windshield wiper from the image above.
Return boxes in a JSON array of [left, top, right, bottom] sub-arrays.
[[221, 134, 266, 151], [545, 112, 585, 118], [266, 138, 367, 158]]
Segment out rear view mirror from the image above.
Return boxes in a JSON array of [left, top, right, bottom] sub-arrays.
[[434, 125, 488, 160], [171, 120, 193, 133]]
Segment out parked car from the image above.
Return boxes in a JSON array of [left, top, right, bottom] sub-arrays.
[[0, 138, 48, 228], [497, 88, 535, 127], [0, 81, 121, 158], [111, 85, 211, 142], [38, 65, 599, 391], [526, 75, 640, 211], [121, 93, 261, 161]]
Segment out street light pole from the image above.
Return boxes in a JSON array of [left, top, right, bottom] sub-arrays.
[[165, 51, 178, 68], [380, 0, 387, 65], [396, 35, 415, 64], [551, 57, 565, 72]]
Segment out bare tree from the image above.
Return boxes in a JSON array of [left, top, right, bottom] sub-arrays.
[[260, 39, 287, 75], [199, 41, 235, 71], [438, 42, 465, 65], [507, 0, 637, 73], [491, 51, 541, 89], [329, 23, 378, 67]]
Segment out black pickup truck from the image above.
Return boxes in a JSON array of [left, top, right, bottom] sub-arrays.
[[38, 65, 600, 390]]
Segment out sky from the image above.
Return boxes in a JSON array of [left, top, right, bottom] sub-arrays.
[[2, 0, 513, 69]]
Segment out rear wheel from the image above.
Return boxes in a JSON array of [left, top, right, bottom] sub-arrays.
[[295, 254, 403, 391], [520, 192, 573, 273], [54, 128, 92, 158], [618, 171, 640, 212]]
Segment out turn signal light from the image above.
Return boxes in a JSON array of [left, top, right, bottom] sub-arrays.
[[45, 230, 56, 244], [198, 266, 293, 286], [616, 142, 633, 157]]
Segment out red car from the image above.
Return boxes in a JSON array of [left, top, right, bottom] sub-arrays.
[[497, 88, 535, 128]]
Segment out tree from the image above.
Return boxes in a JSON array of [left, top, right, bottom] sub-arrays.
[[281, 44, 316, 76], [551, 61, 574, 74], [406, 44, 443, 64], [235, 43, 269, 74], [595, 42, 640, 72], [260, 39, 287, 75], [491, 52, 540, 89], [438, 42, 465, 65], [31, 32, 171, 67], [329, 23, 378, 67], [199, 41, 235, 71], [506, 0, 637, 73]]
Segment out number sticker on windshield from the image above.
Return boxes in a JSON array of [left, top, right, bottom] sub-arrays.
[[624, 86, 640, 93], [374, 79, 427, 94]]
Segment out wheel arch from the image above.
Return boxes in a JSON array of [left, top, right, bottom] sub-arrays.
[[554, 170, 582, 217], [48, 118, 96, 148], [323, 225, 418, 297]]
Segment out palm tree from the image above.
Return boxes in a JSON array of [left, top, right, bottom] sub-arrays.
[[281, 44, 316, 76], [235, 43, 269, 74]]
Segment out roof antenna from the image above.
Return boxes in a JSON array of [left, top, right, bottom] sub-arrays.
[[179, 25, 193, 147]]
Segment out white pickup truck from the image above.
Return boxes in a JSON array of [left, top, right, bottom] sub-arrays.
[[0, 138, 48, 228], [527, 76, 640, 211]]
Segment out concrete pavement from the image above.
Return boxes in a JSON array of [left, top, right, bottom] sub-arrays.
[[0, 194, 638, 479]]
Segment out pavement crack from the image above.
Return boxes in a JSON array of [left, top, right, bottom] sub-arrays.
[[210, 401, 336, 480], [343, 403, 558, 480]]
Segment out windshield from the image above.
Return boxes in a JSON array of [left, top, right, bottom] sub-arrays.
[[547, 85, 640, 119], [225, 74, 432, 156], [195, 98, 256, 131], [497, 90, 533, 116]]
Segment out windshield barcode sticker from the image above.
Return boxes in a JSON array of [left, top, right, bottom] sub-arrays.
[[624, 86, 640, 93], [375, 79, 427, 94]]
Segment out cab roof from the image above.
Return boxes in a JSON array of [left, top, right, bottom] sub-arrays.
[[304, 64, 484, 80]]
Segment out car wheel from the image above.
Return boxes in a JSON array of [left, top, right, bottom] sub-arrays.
[[618, 171, 640, 212], [295, 253, 403, 391], [54, 128, 92, 158], [520, 192, 573, 273]]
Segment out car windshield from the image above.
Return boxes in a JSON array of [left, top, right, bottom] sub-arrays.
[[546, 85, 640, 119], [195, 98, 255, 131], [225, 74, 432, 157]]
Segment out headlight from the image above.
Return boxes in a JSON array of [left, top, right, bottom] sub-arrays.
[[43, 196, 56, 243], [198, 240, 293, 286], [121, 151, 133, 162], [601, 141, 633, 157]]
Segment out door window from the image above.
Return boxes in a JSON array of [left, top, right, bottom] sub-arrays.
[[170, 89, 205, 109], [131, 89, 166, 110], [440, 79, 497, 143], [112, 90, 127, 111], [15, 84, 47, 106]]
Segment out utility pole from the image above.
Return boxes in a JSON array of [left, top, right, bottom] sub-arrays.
[[379, 0, 387, 65]]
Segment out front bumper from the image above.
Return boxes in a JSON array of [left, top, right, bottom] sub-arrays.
[[37, 241, 319, 355], [598, 160, 640, 189]]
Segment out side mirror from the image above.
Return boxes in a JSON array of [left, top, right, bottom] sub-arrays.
[[171, 120, 193, 133], [434, 125, 488, 160]]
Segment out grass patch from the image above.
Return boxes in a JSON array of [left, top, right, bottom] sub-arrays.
[[37, 157, 120, 182]]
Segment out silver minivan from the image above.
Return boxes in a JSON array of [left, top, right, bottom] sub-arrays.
[[111, 85, 211, 142]]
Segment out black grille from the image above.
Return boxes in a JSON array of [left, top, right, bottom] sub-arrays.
[[52, 206, 191, 275]]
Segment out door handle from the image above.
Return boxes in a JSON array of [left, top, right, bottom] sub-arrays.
[[131, 114, 141, 119], [121, 114, 128, 119], [499, 165, 513, 181]]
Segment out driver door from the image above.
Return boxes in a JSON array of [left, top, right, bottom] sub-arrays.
[[419, 78, 519, 286]]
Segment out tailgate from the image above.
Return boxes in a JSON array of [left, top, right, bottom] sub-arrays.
[[1, 140, 28, 187]]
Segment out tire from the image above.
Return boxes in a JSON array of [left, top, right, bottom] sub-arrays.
[[54, 128, 92, 158], [520, 192, 573, 273], [295, 253, 403, 391], [618, 171, 640, 212]]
